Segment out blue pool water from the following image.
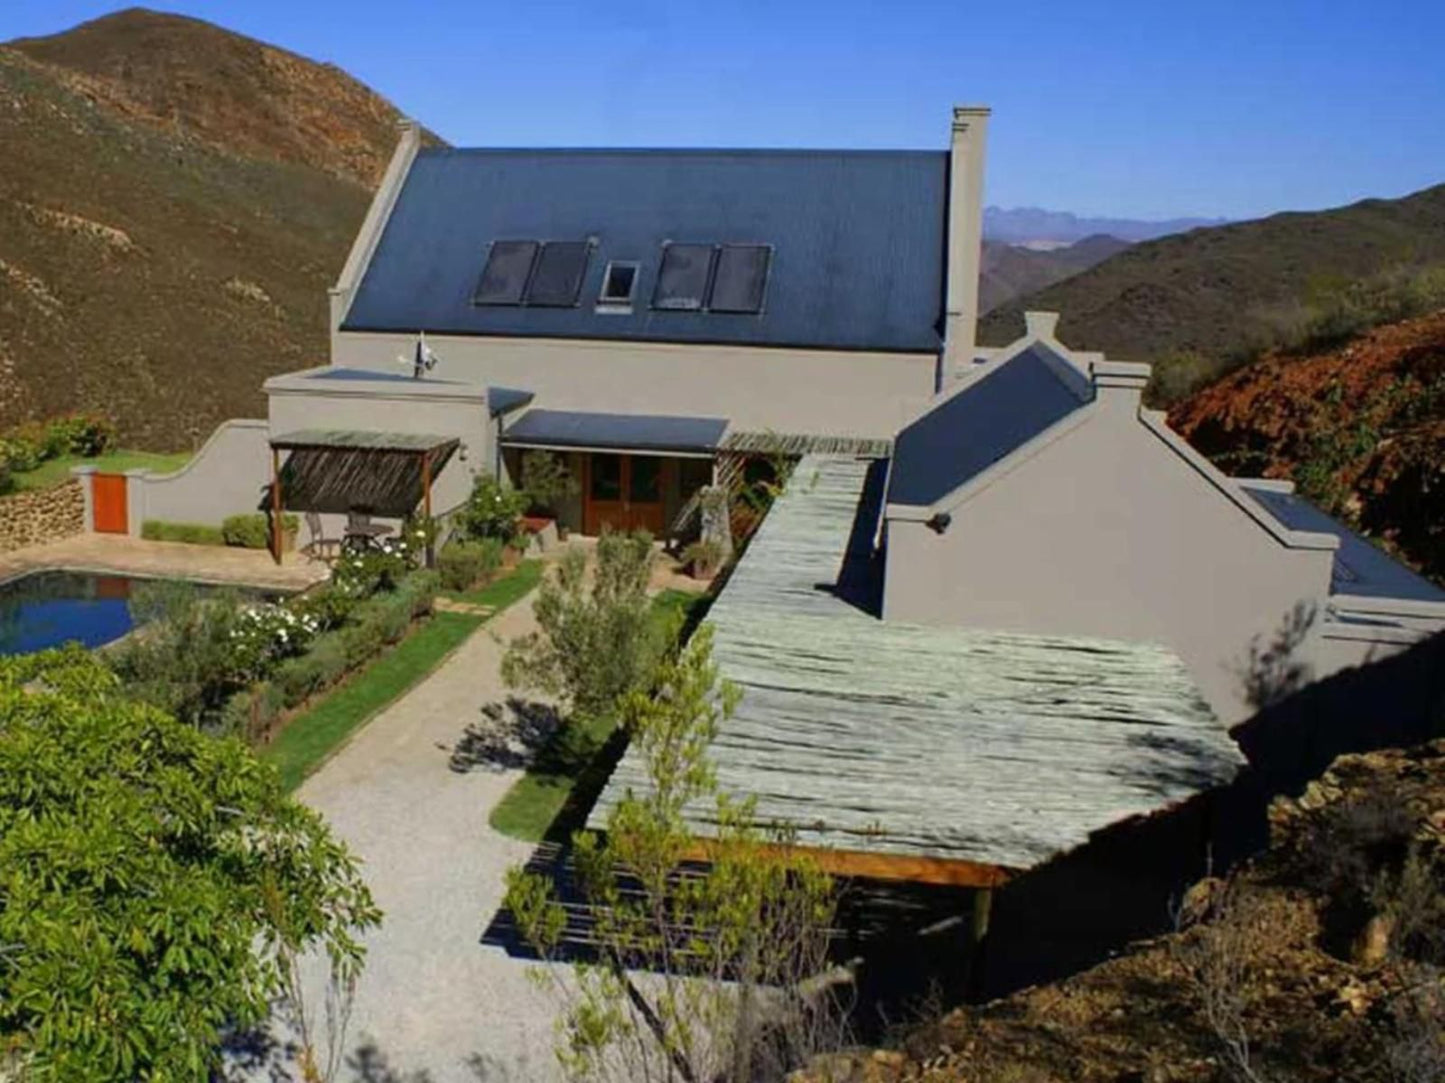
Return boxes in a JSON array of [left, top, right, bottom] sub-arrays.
[[0, 571, 266, 656]]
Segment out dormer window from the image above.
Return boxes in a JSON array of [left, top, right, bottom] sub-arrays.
[[598, 261, 639, 307]]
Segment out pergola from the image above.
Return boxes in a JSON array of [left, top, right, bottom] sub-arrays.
[[268, 429, 461, 563]]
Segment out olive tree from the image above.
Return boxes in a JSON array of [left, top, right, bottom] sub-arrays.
[[502, 530, 661, 722], [0, 646, 381, 1080], [505, 625, 844, 1082]]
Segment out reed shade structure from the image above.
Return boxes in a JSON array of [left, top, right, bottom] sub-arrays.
[[268, 430, 460, 561], [592, 455, 1245, 888]]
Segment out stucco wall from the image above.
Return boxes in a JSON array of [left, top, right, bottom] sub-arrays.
[[128, 419, 272, 532], [334, 330, 936, 439], [881, 396, 1337, 724], [0, 481, 84, 553], [267, 387, 491, 524]]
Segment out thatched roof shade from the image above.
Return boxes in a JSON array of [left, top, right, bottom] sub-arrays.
[[270, 430, 459, 518]]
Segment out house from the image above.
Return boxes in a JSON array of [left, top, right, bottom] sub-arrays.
[[880, 312, 1445, 724]]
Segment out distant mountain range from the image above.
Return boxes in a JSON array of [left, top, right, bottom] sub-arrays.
[[984, 206, 1230, 247], [981, 183, 1445, 374]]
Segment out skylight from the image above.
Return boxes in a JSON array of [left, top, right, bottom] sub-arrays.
[[652, 244, 716, 310], [527, 241, 592, 307], [599, 261, 639, 306], [473, 240, 538, 305], [709, 245, 771, 313]]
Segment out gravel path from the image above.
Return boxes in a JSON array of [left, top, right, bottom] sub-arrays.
[[239, 592, 567, 1082]]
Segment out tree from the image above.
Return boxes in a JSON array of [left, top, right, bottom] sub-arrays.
[[521, 449, 580, 518], [0, 646, 381, 1080], [505, 625, 844, 1082], [502, 531, 662, 722]]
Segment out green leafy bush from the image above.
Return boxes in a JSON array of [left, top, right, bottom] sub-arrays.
[[437, 537, 504, 591], [0, 435, 42, 473], [44, 412, 116, 457], [456, 471, 528, 542], [141, 520, 226, 546], [0, 647, 380, 1080], [520, 449, 579, 516], [502, 531, 661, 721], [222, 512, 271, 548]]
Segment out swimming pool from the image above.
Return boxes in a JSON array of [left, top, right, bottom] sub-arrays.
[[0, 570, 268, 656]]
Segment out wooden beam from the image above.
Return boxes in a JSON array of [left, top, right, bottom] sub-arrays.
[[680, 839, 1013, 889], [270, 446, 283, 566], [420, 450, 433, 567]]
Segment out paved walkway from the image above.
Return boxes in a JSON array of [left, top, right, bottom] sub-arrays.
[[255, 591, 565, 1083], [0, 533, 326, 592]]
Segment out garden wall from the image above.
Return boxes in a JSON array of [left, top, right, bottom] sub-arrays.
[[126, 419, 272, 533], [0, 480, 85, 553]]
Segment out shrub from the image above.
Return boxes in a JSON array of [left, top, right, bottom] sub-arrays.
[[502, 531, 661, 721], [0, 435, 42, 473], [520, 449, 579, 516], [45, 412, 116, 457], [0, 648, 379, 1079], [456, 472, 528, 542], [222, 513, 270, 548], [682, 537, 728, 578], [437, 537, 504, 591], [0, 452, 11, 496], [141, 520, 226, 546]]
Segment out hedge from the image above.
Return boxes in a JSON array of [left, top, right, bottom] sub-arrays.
[[141, 520, 225, 546], [141, 514, 298, 549], [437, 537, 504, 591], [222, 570, 440, 739]]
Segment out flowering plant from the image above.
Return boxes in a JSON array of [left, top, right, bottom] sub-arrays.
[[331, 529, 425, 597], [227, 603, 321, 682]]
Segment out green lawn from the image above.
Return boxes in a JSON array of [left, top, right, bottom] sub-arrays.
[[488, 588, 713, 843], [10, 450, 192, 492], [443, 558, 543, 608], [263, 562, 544, 792]]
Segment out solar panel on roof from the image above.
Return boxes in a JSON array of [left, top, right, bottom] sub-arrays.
[[709, 245, 771, 313], [526, 241, 592, 307], [473, 240, 538, 305], [652, 244, 715, 310]]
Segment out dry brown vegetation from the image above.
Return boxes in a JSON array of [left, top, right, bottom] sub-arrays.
[[0, 8, 435, 448], [794, 741, 1445, 1082]]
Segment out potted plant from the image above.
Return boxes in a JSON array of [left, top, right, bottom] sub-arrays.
[[681, 538, 727, 580], [520, 450, 579, 540]]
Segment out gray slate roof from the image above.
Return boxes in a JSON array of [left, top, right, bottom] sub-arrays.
[[343, 147, 947, 353], [500, 408, 728, 454], [591, 455, 1242, 873], [888, 343, 1093, 507], [1240, 483, 1445, 603]]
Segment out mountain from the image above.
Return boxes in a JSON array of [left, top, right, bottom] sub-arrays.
[[979, 234, 1132, 314], [979, 184, 1445, 379], [1170, 309, 1445, 581], [0, 8, 425, 449], [983, 205, 1229, 246]]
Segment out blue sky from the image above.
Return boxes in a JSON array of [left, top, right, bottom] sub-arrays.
[[5, 0, 1444, 220]]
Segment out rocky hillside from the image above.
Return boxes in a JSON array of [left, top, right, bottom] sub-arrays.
[[802, 739, 1445, 1082], [980, 184, 1445, 379], [979, 235, 1130, 314], [0, 9, 422, 449], [1170, 310, 1445, 581]]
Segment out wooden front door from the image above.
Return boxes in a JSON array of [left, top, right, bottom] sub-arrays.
[[583, 453, 669, 535], [92, 473, 128, 534]]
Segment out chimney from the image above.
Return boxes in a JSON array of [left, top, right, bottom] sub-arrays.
[[1090, 359, 1152, 412], [1023, 311, 1060, 340], [942, 105, 990, 382]]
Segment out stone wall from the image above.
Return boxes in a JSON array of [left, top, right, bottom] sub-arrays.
[[0, 480, 85, 553]]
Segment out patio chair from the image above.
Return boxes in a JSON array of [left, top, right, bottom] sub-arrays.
[[302, 510, 340, 564]]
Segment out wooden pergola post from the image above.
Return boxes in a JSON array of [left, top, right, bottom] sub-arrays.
[[420, 449, 433, 568], [270, 445, 283, 566]]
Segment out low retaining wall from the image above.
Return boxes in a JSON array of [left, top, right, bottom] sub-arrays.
[[126, 419, 272, 534], [0, 480, 85, 553]]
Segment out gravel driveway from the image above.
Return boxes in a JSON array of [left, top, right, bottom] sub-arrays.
[[236, 593, 567, 1082]]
